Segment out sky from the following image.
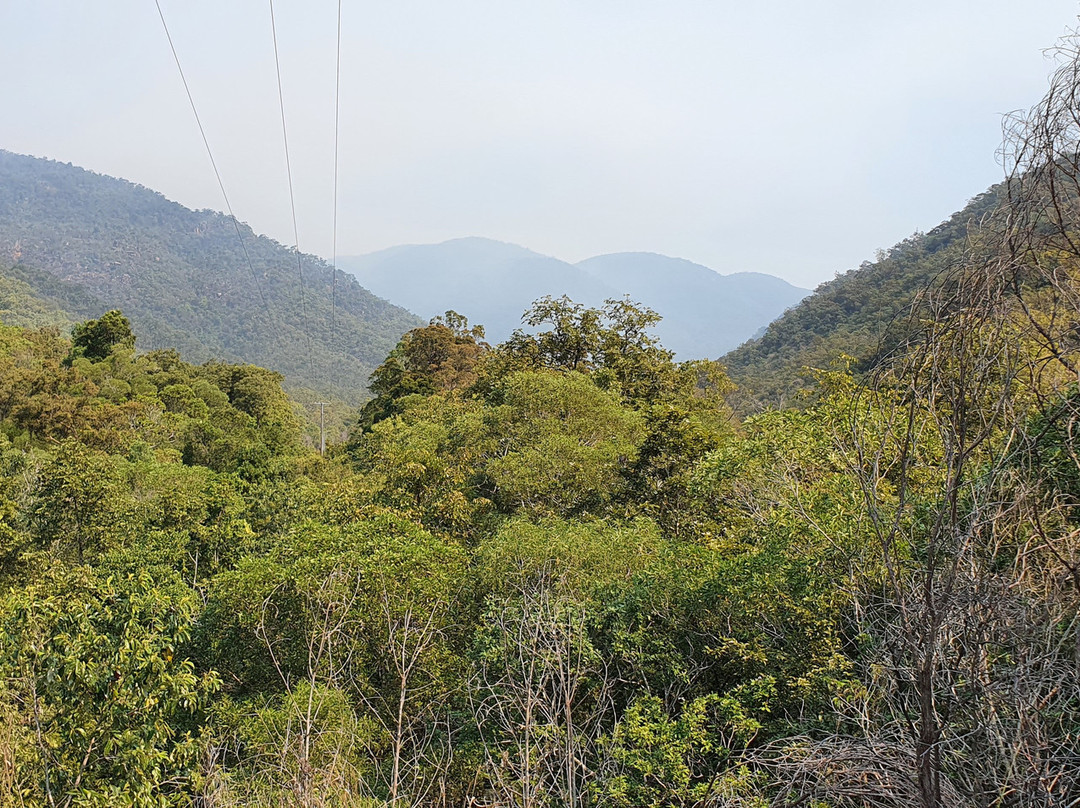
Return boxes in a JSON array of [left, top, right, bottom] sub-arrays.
[[2, 1, 1078, 289]]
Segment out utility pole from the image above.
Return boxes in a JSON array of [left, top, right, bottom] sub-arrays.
[[315, 402, 328, 456]]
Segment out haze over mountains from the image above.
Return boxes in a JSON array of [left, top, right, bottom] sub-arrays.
[[0, 148, 1003, 415], [0, 149, 810, 405], [339, 239, 810, 358]]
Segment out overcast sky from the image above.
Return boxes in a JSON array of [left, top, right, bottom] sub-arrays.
[[2, 1, 1077, 288]]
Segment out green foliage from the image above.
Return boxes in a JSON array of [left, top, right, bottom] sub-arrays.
[[198, 362, 302, 456], [509, 294, 607, 371], [31, 440, 126, 564], [0, 303, 868, 803], [483, 371, 645, 516], [219, 682, 377, 806], [497, 295, 704, 409], [0, 433, 25, 580], [475, 516, 664, 600], [601, 694, 760, 808], [0, 267, 73, 330], [1024, 384, 1080, 502], [724, 188, 1000, 409], [624, 403, 727, 537], [353, 368, 647, 529], [2, 231, 1076, 805], [0, 568, 219, 807], [358, 312, 488, 430], [112, 460, 255, 585], [350, 297, 734, 530], [70, 309, 135, 361], [198, 513, 468, 700], [351, 394, 496, 536]]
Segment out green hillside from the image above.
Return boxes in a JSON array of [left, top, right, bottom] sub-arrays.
[[0, 151, 422, 402], [723, 187, 1001, 408], [7, 31, 1080, 804], [0, 267, 76, 331], [2, 246, 1079, 802]]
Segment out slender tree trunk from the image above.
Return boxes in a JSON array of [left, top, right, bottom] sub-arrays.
[[916, 658, 941, 808]]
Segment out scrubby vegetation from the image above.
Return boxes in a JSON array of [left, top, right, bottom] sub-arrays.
[[1, 265, 1079, 807]]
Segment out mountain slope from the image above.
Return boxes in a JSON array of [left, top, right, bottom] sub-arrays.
[[0, 151, 421, 402], [722, 188, 1001, 408], [0, 260, 86, 331], [577, 252, 808, 358], [340, 238, 808, 358]]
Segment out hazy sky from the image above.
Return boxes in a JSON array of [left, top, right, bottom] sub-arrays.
[[2, 1, 1077, 288]]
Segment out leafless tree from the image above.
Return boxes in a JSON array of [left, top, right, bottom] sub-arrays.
[[353, 585, 458, 808], [469, 568, 616, 808], [242, 566, 369, 808], [210, 562, 461, 808], [742, 37, 1080, 804], [788, 244, 1080, 806]]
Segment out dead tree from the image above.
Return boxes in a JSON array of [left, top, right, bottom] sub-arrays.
[[804, 249, 1080, 806], [469, 569, 615, 808]]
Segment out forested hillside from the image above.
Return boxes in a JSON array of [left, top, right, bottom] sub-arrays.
[[723, 187, 1000, 408], [0, 151, 422, 401], [0, 266, 76, 331], [3, 242, 1080, 805], [5, 33, 1080, 808]]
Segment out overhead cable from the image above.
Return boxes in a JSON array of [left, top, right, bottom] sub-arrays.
[[153, 0, 271, 316]]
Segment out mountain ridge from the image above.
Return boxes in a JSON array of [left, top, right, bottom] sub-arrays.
[[721, 187, 1002, 408], [0, 150, 422, 402], [339, 239, 809, 359]]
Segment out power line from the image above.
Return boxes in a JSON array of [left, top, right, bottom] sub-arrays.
[[318, 0, 344, 453], [268, 0, 315, 379], [153, 0, 270, 317], [158, 1, 342, 447], [331, 0, 342, 348], [268, 0, 308, 321]]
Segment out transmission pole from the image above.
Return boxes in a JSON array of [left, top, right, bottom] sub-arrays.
[[315, 402, 328, 456]]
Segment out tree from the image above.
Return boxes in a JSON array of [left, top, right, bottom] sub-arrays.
[[600, 693, 760, 808], [798, 260, 1080, 806], [70, 309, 135, 361], [482, 371, 644, 517], [471, 569, 614, 808], [624, 404, 724, 537], [503, 296, 605, 373], [499, 295, 670, 385], [32, 439, 127, 564], [199, 362, 301, 456], [350, 393, 495, 536], [199, 515, 468, 806], [0, 569, 218, 807], [357, 312, 489, 431]]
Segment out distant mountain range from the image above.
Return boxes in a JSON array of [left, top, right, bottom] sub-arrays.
[[338, 239, 809, 359], [0, 151, 421, 402]]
